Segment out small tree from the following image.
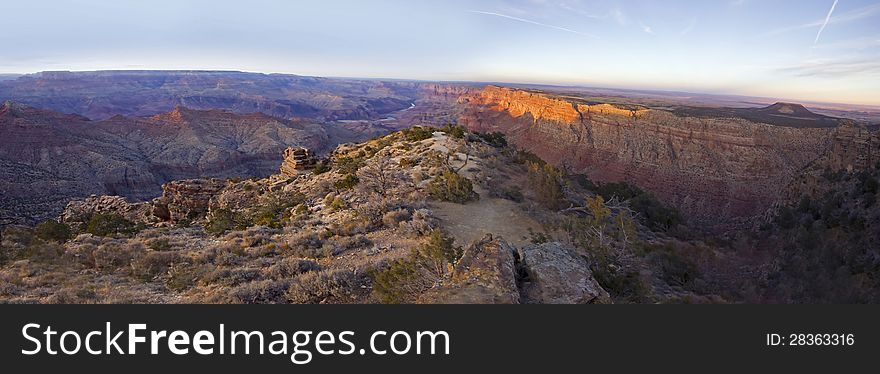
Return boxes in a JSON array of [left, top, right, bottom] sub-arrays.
[[527, 161, 566, 210], [35, 219, 71, 243], [427, 170, 475, 203], [358, 158, 398, 198]]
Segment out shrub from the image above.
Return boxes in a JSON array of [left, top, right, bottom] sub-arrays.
[[91, 244, 139, 272], [400, 209, 437, 236], [285, 232, 325, 258], [147, 238, 173, 251], [130, 252, 181, 282], [416, 230, 462, 276], [85, 214, 140, 237], [399, 157, 417, 168], [35, 220, 71, 243], [267, 258, 321, 280], [328, 197, 348, 213], [334, 174, 360, 191], [372, 230, 461, 303], [590, 181, 682, 232], [312, 160, 331, 175], [440, 124, 466, 139], [166, 263, 213, 291], [491, 183, 524, 203], [334, 157, 363, 175], [476, 132, 508, 148], [527, 161, 566, 210], [252, 191, 306, 229], [630, 194, 681, 231], [372, 259, 426, 304], [382, 209, 411, 228], [401, 126, 435, 142], [230, 280, 291, 304], [427, 170, 476, 203], [593, 182, 643, 201], [205, 208, 249, 235], [286, 269, 360, 304]]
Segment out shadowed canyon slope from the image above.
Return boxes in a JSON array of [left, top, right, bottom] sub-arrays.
[[457, 86, 878, 229], [0, 71, 422, 121], [0, 102, 329, 224]]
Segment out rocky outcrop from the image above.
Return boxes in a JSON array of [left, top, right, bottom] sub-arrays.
[[60, 196, 151, 231], [418, 236, 520, 304], [280, 148, 318, 177], [457, 86, 867, 229], [517, 242, 611, 304], [152, 179, 226, 223]]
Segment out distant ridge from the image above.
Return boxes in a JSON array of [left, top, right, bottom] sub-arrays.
[[759, 102, 821, 117], [673, 101, 842, 128]]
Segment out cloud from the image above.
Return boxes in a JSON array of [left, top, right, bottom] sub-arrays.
[[776, 58, 880, 78], [639, 22, 654, 35], [468, 10, 599, 39], [815, 0, 839, 44]]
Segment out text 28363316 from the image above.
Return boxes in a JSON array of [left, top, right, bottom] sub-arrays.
[[766, 333, 855, 347]]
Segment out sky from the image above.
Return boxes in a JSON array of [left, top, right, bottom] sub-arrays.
[[1, 0, 879, 105]]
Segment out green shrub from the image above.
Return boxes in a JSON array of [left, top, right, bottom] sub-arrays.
[[205, 208, 249, 235], [334, 174, 360, 191], [372, 230, 461, 303], [35, 219, 71, 243], [477, 132, 508, 148], [590, 181, 682, 232], [312, 160, 331, 175], [328, 197, 348, 213], [334, 157, 363, 174], [372, 258, 425, 304], [399, 157, 417, 168], [85, 214, 140, 237], [630, 194, 682, 232], [401, 126, 435, 141], [427, 170, 476, 203], [148, 238, 173, 251], [440, 124, 466, 139], [593, 182, 643, 201], [527, 161, 566, 210]]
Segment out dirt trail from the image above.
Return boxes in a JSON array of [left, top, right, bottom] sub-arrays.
[[427, 133, 542, 247]]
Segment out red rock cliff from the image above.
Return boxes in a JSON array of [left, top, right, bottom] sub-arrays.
[[458, 86, 874, 229]]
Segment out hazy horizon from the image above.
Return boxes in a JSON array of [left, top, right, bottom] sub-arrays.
[[2, 0, 879, 105]]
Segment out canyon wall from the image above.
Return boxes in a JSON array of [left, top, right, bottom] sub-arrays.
[[457, 86, 875, 229]]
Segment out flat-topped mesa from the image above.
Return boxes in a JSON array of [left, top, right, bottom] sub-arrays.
[[280, 147, 318, 177]]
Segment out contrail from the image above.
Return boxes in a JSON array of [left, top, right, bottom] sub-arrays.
[[815, 0, 839, 44], [468, 10, 599, 39]]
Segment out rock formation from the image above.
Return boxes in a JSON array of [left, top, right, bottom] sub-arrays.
[[517, 242, 611, 304], [152, 179, 227, 223], [280, 148, 318, 177]]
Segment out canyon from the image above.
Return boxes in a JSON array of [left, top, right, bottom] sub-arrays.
[[456, 86, 878, 229], [2, 71, 878, 233]]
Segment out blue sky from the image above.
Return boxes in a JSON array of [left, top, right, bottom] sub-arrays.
[[1, 0, 879, 105]]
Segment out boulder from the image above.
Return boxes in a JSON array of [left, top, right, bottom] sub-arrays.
[[517, 242, 611, 304]]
